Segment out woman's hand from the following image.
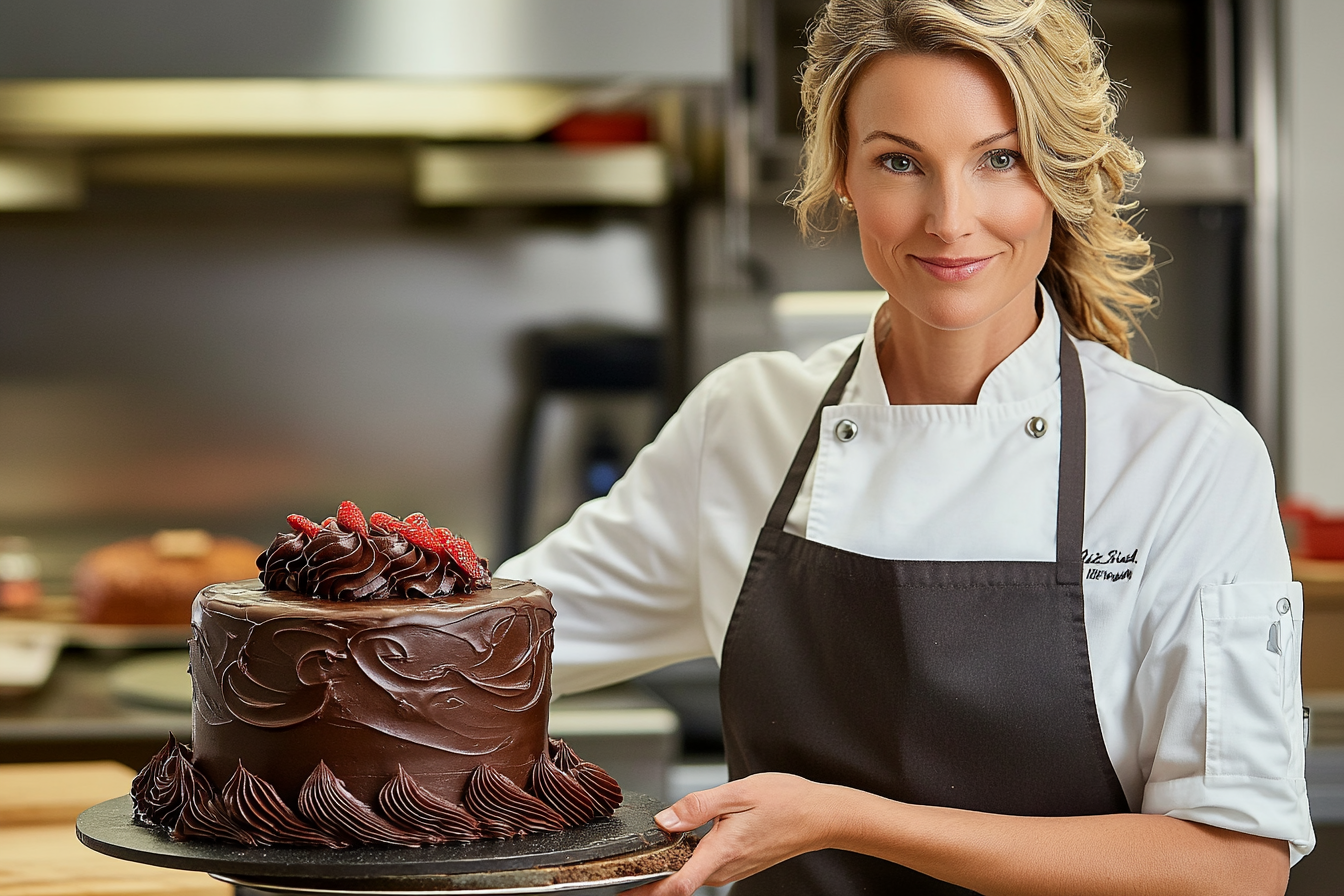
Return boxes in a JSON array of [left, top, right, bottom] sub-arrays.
[[624, 775, 1290, 896], [623, 773, 852, 895]]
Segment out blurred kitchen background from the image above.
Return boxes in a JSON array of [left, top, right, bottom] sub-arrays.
[[0, 1, 1341, 893]]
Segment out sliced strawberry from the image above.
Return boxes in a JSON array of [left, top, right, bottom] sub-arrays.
[[286, 514, 324, 538], [402, 520, 446, 553], [321, 517, 337, 529], [404, 513, 431, 529], [335, 501, 369, 537], [444, 535, 490, 587], [369, 511, 403, 532]]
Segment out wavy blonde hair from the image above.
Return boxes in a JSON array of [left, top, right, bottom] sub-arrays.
[[790, 0, 1154, 356]]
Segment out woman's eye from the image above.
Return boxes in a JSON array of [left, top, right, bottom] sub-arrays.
[[881, 154, 914, 173], [987, 150, 1016, 170]]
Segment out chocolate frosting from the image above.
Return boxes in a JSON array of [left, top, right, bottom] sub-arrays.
[[378, 766, 481, 842], [219, 761, 342, 847], [529, 752, 598, 826], [572, 762, 624, 816], [170, 761, 254, 844], [131, 735, 193, 828], [133, 737, 624, 848], [297, 761, 425, 846], [549, 737, 583, 774], [462, 764, 566, 836], [256, 517, 487, 603]]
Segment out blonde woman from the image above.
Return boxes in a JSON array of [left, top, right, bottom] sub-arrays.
[[498, 1, 1312, 892]]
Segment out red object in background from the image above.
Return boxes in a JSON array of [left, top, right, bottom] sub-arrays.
[[548, 111, 651, 144], [1281, 498, 1344, 561]]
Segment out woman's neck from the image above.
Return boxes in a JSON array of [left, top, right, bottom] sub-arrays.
[[876, 292, 1043, 406]]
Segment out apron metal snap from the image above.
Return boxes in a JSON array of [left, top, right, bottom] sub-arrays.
[[1278, 597, 1291, 615], [834, 419, 858, 442], [1025, 416, 1048, 438]]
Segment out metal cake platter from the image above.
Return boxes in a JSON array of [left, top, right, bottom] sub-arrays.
[[76, 794, 686, 893]]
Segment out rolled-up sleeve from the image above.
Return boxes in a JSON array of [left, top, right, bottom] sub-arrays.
[[1133, 409, 1313, 862]]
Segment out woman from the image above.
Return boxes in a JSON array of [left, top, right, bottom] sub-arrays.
[[498, 1, 1313, 893]]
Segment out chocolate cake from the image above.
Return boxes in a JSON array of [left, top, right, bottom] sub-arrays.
[[131, 502, 621, 847]]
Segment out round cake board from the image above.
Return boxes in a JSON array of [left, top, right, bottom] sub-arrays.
[[77, 794, 682, 892]]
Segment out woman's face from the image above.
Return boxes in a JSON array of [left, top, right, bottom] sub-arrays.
[[841, 52, 1053, 335]]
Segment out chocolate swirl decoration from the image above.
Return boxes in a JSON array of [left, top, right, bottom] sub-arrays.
[[549, 737, 583, 774], [377, 766, 481, 842], [462, 765, 566, 836], [171, 762, 255, 844], [529, 751, 597, 825], [304, 528, 391, 601], [132, 734, 624, 847], [258, 532, 308, 593], [219, 761, 343, 847], [131, 735, 193, 828], [571, 762, 623, 816], [255, 507, 494, 602], [297, 761, 426, 846]]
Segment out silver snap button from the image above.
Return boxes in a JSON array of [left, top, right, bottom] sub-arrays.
[[1278, 597, 1291, 615], [1025, 416, 1048, 438], [835, 419, 858, 442]]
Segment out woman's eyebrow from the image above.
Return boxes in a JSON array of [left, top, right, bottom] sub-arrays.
[[859, 127, 1019, 150], [973, 127, 1018, 148]]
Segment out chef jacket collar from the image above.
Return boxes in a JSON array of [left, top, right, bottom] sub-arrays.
[[848, 282, 1062, 406]]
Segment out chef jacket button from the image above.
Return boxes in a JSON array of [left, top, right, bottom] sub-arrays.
[[1278, 597, 1291, 615], [835, 419, 858, 442], [1025, 416, 1048, 438]]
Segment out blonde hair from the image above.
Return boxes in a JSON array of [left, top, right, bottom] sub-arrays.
[[790, 0, 1154, 356]]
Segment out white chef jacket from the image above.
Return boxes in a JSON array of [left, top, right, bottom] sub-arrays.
[[498, 295, 1314, 861]]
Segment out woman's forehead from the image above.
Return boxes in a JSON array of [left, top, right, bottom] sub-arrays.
[[847, 52, 1018, 145]]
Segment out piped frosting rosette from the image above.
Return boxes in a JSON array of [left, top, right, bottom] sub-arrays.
[[257, 501, 491, 601], [132, 736, 623, 847]]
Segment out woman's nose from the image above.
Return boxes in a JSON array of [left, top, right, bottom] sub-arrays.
[[924, 176, 975, 243]]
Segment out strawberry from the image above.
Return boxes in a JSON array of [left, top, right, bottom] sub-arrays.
[[335, 501, 368, 537], [369, 512, 403, 532], [404, 513, 431, 529], [444, 534, 490, 587], [321, 517, 337, 529], [286, 514, 324, 538], [401, 519, 446, 553]]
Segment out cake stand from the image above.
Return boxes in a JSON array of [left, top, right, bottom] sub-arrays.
[[76, 793, 690, 894]]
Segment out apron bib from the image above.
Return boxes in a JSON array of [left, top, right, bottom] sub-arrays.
[[719, 333, 1129, 895]]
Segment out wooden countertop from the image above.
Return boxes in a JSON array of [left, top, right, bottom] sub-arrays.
[[0, 761, 229, 896]]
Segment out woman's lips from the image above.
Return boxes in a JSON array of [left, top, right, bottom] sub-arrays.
[[912, 254, 996, 282]]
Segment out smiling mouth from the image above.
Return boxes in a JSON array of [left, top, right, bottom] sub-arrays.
[[912, 255, 996, 282]]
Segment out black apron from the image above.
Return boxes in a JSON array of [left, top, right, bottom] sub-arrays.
[[719, 333, 1130, 895]]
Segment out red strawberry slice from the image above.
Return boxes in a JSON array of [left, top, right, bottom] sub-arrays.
[[335, 501, 368, 537], [286, 514, 324, 538], [401, 520, 446, 553], [404, 513, 431, 529], [444, 534, 490, 587], [321, 517, 337, 529], [369, 512, 403, 532]]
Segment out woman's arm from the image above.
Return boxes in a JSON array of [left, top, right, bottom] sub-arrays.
[[629, 773, 1289, 896]]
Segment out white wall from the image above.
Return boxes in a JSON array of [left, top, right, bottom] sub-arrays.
[[1285, 0, 1344, 509]]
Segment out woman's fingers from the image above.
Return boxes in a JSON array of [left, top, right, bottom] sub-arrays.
[[624, 773, 851, 895]]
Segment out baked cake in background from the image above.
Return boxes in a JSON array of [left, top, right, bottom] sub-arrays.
[[131, 502, 622, 847], [74, 529, 263, 625]]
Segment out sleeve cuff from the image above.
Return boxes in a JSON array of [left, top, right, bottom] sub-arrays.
[[1144, 774, 1315, 864]]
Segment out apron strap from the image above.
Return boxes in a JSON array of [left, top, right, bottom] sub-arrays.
[[1055, 332, 1086, 585], [762, 327, 1088, 588], [764, 343, 863, 532]]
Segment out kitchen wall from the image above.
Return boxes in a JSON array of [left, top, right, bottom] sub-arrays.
[[1284, 0, 1344, 509], [0, 187, 662, 575]]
